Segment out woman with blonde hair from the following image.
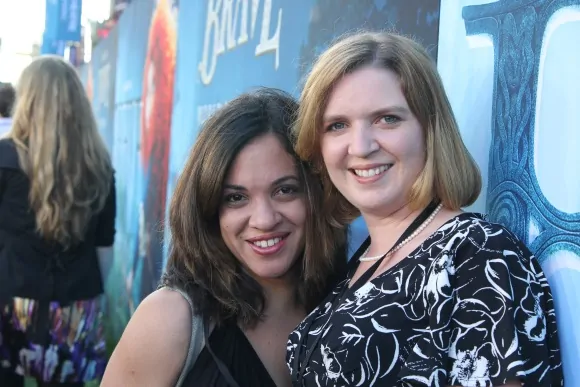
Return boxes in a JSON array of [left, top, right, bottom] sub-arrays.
[[0, 56, 116, 387], [287, 32, 563, 386]]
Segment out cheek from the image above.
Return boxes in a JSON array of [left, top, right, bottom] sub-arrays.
[[218, 209, 242, 244], [388, 129, 426, 167], [409, 134, 427, 169], [320, 136, 343, 168], [284, 200, 307, 230]]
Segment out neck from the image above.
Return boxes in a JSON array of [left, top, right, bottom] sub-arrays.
[[361, 202, 424, 255], [258, 276, 300, 317]]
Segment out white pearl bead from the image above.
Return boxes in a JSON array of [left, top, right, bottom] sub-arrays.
[[359, 204, 443, 262]]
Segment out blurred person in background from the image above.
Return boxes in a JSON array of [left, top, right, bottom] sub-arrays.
[[0, 82, 15, 136], [0, 56, 116, 387]]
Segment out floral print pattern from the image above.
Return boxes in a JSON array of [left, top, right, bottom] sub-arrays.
[[287, 213, 563, 386], [0, 296, 107, 383]]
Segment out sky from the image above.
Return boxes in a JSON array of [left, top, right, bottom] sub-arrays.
[[0, 0, 110, 83]]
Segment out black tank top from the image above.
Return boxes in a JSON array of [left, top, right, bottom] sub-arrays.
[[182, 320, 276, 387]]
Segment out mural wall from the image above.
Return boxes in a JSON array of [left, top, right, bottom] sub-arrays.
[[166, 0, 441, 260], [79, 0, 578, 381], [438, 0, 580, 384], [81, 0, 178, 339]]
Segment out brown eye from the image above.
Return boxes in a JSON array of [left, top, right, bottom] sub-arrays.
[[224, 193, 246, 203], [275, 185, 298, 196]]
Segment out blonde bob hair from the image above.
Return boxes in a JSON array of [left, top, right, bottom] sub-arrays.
[[295, 31, 481, 225], [9, 55, 112, 247]]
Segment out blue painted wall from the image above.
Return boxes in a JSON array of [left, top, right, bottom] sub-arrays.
[[80, 0, 579, 380]]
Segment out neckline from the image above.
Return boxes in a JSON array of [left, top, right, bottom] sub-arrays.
[[347, 212, 481, 289], [210, 322, 277, 385]]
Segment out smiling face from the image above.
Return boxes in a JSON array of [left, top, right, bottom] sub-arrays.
[[320, 66, 426, 218], [219, 133, 307, 281]]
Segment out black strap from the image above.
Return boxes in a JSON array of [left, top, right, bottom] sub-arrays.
[[203, 320, 241, 387], [292, 200, 439, 385]]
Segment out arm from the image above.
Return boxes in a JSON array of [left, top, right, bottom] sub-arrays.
[[101, 288, 192, 387], [442, 222, 561, 386], [400, 218, 562, 386]]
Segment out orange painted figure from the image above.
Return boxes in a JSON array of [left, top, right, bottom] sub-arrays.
[[138, 0, 177, 299]]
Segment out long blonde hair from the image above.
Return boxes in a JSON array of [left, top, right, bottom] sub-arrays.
[[9, 55, 113, 247]]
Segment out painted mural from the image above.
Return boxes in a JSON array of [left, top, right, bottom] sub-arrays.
[[165, 0, 442, 261], [138, 0, 177, 314], [91, 0, 178, 340], [79, 0, 578, 380], [438, 0, 580, 383]]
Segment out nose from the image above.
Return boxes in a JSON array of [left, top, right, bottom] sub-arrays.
[[348, 124, 379, 158], [248, 198, 282, 230]]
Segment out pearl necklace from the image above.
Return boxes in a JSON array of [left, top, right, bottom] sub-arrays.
[[359, 203, 443, 262]]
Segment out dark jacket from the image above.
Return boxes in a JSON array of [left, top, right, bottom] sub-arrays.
[[0, 138, 116, 306]]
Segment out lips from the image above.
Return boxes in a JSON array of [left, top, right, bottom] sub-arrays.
[[251, 236, 283, 248], [246, 233, 290, 256], [351, 164, 393, 178], [348, 164, 394, 184]]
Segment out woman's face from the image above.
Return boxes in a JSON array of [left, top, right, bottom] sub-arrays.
[[320, 66, 426, 218], [219, 133, 306, 281]]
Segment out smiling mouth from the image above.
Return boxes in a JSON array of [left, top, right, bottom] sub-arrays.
[[247, 234, 289, 256], [351, 164, 393, 178], [251, 237, 285, 248]]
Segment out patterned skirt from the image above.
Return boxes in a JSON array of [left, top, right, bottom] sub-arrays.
[[0, 296, 107, 383]]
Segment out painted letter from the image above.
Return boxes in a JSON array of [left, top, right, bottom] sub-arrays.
[[199, 0, 221, 85], [255, 0, 281, 70]]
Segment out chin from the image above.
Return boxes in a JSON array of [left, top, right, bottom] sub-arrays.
[[349, 197, 389, 213], [347, 187, 403, 211], [248, 260, 296, 282]]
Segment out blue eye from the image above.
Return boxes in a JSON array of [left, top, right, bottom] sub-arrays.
[[326, 122, 346, 131], [381, 115, 401, 125]]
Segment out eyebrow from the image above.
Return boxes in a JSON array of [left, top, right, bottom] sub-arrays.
[[223, 175, 300, 191], [323, 105, 410, 123]]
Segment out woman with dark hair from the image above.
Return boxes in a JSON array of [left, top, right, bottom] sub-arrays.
[[102, 88, 347, 387]]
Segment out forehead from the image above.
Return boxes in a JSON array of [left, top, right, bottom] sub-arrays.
[[324, 66, 409, 117], [224, 134, 297, 186]]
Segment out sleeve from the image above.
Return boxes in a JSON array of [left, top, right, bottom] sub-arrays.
[[398, 221, 564, 387], [95, 172, 117, 247]]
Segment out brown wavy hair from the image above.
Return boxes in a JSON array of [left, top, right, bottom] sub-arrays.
[[8, 56, 113, 248], [160, 88, 347, 328], [295, 32, 481, 225]]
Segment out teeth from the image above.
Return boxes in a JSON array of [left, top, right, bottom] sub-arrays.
[[353, 164, 390, 178], [253, 237, 282, 248]]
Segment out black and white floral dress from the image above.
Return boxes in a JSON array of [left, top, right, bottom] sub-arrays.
[[287, 213, 563, 386]]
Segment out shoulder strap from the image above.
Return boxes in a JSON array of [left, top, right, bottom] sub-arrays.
[[164, 286, 206, 387], [203, 321, 241, 387]]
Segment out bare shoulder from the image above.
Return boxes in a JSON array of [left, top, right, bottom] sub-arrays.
[[101, 288, 193, 387]]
